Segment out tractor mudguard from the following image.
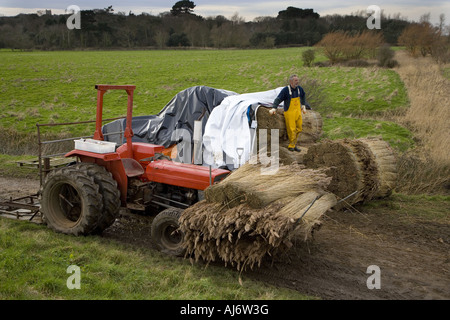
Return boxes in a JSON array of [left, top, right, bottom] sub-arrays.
[[65, 150, 129, 205]]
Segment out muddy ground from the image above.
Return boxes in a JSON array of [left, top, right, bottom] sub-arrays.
[[1, 176, 448, 300]]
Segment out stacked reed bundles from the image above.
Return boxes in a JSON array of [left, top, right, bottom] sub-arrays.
[[256, 106, 323, 147], [357, 138, 398, 197], [180, 163, 337, 270], [303, 138, 397, 207], [204, 162, 332, 209], [300, 110, 324, 145]]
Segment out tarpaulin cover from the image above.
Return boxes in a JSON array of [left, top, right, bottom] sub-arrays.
[[102, 85, 237, 147], [202, 88, 283, 169], [102, 85, 284, 170]]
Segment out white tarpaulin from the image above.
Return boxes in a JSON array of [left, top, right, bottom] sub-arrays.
[[203, 87, 283, 169]]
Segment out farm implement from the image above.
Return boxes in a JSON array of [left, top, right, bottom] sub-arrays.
[[0, 194, 41, 223]]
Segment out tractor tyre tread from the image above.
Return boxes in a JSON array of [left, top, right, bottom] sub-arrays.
[[73, 163, 121, 233], [151, 207, 186, 257], [41, 166, 103, 235]]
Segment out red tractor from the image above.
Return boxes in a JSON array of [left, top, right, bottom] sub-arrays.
[[40, 85, 230, 255]]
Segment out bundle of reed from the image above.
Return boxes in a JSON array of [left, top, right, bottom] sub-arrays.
[[303, 137, 397, 207], [357, 138, 398, 197], [204, 162, 332, 209], [180, 163, 337, 270], [256, 106, 323, 147], [180, 191, 336, 271], [299, 110, 324, 145]]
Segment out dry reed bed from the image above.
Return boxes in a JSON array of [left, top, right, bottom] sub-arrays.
[[180, 163, 336, 270], [393, 51, 450, 194], [394, 51, 450, 164]]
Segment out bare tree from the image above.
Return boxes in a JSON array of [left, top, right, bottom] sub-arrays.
[[419, 13, 431, 23], [438, 13, 445, 32], [154, 29, 169, 48]]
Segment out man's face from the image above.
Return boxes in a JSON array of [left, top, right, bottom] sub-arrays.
[[290, 77, 299, 88]]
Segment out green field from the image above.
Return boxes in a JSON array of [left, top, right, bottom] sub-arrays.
[[1, 48, 410, 140], [323, 117, 414, 152]]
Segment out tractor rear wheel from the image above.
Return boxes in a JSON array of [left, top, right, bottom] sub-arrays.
[[151, 207, 186, 257], [40, 166, 103, 235], [72, 163, 121, 234]]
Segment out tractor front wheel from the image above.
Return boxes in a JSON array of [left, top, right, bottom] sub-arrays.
[[151, 207, 186, 257]]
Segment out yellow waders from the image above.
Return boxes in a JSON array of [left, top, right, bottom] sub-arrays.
[[284, 95, 303, 149]]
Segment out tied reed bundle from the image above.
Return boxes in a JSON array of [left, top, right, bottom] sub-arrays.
[[180, 163, 336, 271], [304, 137, 397, 208], [256, 106, 323, 147], [205, 163, 332, 209]]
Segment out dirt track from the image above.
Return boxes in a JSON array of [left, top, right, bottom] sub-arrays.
[[1, 176, 448, 300], [103, 199, 449, 300], [250, 208, 449, 300]]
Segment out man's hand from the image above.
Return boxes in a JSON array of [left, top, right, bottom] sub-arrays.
[[269, 108, 277, 115], [301, 105, 307, 114]]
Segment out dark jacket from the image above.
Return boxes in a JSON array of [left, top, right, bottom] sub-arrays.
[[272, 85, 307, 112]]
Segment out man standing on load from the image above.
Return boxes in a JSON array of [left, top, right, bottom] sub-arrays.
[[269, 74, 307, 152]]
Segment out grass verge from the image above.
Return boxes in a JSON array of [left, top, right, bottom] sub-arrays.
[[0, 218, 314, 300], [360, 192, 450, 220], [322, 116, 414, 152]]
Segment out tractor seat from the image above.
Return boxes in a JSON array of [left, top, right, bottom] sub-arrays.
[[121, 158, 144, 177]]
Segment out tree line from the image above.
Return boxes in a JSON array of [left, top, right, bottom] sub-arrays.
[[0, 2, 446, 51]]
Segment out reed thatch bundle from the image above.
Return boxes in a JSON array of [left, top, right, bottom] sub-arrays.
[[204, 162, 332, 209], [303, 137, 397, 207], [357, 138, 398, 197], [252, 144, 303, 166], [300, 110, 324, 144], [256, 106, 323, 147], [180, 163, 337, 270]]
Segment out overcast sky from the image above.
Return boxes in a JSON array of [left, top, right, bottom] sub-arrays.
[[0, 0, 448, 24]]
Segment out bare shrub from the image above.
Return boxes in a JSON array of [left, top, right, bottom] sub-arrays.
[[343, 31, 383, 60], [316, 31, 384, 64], [315, 31, 347, 64], [362, 31, 385, 59], [296, 75, 328, 113], [431, 37, 450, 64], [398, 24, 421, 57], [398, 22, 442, 58]]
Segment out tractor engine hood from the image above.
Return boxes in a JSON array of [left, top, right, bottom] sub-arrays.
[[144, 159, 229, 191]]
